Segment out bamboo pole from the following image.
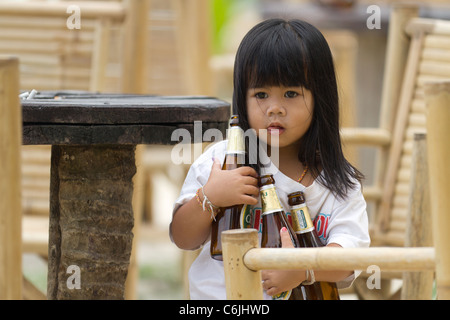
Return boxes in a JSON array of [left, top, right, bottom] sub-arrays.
[[244, 247, 435, 272], [340, 127, 391, 146], [379, 11, 424, 232], [222, 229, 263, 300], [401, 133, 434, 300], [424, 80, 450, 300], [0, 56, 22, 300], [0, 1, 125, 20], [121, 0, 150, 94]]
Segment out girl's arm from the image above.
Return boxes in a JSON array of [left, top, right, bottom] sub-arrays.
[[261, 228, 353, 296], [170, 159, 259, 250]]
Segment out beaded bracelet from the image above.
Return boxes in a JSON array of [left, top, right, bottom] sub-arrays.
[[302, 269, 315, 285], [195, 186, 218, 221]]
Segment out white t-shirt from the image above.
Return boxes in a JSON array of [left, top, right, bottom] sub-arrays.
[[170, 140, 370, 300]]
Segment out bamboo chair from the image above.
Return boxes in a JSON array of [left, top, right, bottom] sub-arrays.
[[342, 7, 450, 298], [0, 0, 150, 299]]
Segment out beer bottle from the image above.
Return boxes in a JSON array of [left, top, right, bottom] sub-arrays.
[[288, 191, 340, 300], [210, 115, 246, 260], [259, 174, 303, 300]]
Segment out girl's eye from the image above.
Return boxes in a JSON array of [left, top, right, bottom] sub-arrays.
[[255, 92, 268, 99], [285, 91, 299, 98]]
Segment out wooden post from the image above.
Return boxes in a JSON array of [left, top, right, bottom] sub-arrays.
[[425, 80, 450, 300], [121, 0, 150, 94], [401, 133, 434, 300], [0, 57, 22, 299], [222, 229, 263, 300]]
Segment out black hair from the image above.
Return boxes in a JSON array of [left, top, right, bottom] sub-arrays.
[[232, 18, 364, 200]]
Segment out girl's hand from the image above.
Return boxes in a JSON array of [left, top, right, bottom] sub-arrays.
[[261, 228, 305, 296], [202, 158, 259, 208]]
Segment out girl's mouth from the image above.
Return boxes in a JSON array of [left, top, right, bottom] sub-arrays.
[[267, 124, 285, 135]]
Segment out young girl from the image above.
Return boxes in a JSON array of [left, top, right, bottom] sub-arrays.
[[170, 18, 370, 299]]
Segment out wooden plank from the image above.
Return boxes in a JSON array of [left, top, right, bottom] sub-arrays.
[[22, 95, 230, 125], [23, 122, 228, 145], [0, 57, 22, 300]]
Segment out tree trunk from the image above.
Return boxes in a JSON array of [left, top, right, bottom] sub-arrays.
[[47, 145, 136, 300]]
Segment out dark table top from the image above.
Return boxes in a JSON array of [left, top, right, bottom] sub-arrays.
[[22, 91, 231, 145]]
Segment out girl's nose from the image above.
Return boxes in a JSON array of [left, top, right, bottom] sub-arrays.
[[266, 100, 286, 117]]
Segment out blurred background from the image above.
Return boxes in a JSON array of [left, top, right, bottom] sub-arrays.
[[4, 0, 449, 299]]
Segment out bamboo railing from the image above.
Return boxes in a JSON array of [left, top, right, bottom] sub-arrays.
[[222, 229, 435, 300], [222, 80, 450, 300]]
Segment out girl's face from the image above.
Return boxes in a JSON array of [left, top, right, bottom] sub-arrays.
[[246, 85, 314, 150]]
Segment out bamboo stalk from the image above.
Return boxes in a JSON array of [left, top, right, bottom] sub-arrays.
[[244, 247, 435, 272], [424, 80, 450, 300], [340, 127, 391, 146], [222, 229, 263, 300], [0, 1, 125, 20], [0, 57, 22, 299], [401, 133, 434, 300], [121, 0, 149, 94], [372, 5, 418, 236], [379, 21, 425, 231]]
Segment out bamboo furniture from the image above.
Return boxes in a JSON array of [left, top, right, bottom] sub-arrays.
[[342, 12, 450, 246], [221, 5, 450, 300], [223, 80, 450, 300], [339, 5, 450, 298], [0, 0, 184, 299], [222, 229, 436, 300]]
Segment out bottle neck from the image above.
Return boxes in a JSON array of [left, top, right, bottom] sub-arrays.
[[290, 203, 315, 234], [227, 126, 245, 155], [260, 184, 283, 215]]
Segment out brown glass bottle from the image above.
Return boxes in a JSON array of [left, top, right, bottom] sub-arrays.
[[210, 115, 246, 261], [259, 174, 303, 300], [288, 191, 340, 300]]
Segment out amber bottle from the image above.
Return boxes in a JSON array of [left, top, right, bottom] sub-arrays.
[[210, 115, 246, 260], [288, 191, 340, 300], [259, 174, 303, 300]]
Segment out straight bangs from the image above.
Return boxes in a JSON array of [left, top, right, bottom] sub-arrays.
[[245, 23, 310, 90]]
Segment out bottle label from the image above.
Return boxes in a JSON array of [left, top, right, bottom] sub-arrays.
[[290, 204, 315, 234], [260, 185, 283, 215], [227, 126, 245, 155], [240, 204, 251, 228], [272, 290, 291, 300]]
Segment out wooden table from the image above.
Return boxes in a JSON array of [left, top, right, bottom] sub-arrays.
[[22, 91, 230, 299]]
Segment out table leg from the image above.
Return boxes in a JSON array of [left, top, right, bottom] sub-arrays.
[[47, 144, 136, 300]]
